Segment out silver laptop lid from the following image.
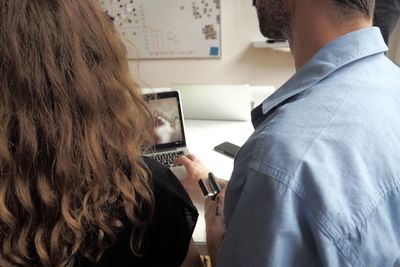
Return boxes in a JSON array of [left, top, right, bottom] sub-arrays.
[[170, 83, 251, 121]]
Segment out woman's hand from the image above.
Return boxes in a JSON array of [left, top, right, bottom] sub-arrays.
[[173, 154, 209, 190]]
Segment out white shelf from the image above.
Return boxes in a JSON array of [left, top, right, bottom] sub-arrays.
[[252, 40, 290, 52]]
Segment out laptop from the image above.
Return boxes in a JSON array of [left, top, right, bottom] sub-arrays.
[[170, 83, 252, 121], [143, 90, 188, 179]]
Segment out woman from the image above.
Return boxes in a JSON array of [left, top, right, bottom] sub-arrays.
[[0, 0, 202, 266]]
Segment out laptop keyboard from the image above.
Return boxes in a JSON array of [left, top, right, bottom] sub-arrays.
[[151, 151, 185, 167]]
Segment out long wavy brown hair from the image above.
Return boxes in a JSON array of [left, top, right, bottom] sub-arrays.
[[0, 0, 155, 266]]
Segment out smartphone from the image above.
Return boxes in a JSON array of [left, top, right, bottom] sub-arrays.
[[214, 141, 241, 158]]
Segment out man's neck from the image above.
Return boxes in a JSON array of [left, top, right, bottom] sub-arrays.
[[289, 0, 372, 70]]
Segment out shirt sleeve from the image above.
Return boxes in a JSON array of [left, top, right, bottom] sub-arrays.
[[216, 168, 349, 267]]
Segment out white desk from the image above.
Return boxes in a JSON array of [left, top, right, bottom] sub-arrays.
[[182, 119, 254, 251], [185, 119, 253, 179]]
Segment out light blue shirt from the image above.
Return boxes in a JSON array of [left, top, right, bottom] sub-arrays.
[[219, 27, 400, 267]]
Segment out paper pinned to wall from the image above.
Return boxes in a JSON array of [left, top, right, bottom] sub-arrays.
[[99, 0, 222, 59]]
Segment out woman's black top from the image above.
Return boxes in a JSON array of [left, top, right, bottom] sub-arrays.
[[76, 157, 198, 267]]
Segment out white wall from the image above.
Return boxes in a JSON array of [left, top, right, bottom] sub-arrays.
[[388, 20, 400, 65], [128, 0, 295, 89]]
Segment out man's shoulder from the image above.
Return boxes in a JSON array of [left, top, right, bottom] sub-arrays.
[[242, 89, 345, 180], [238, 65, 400, 231]]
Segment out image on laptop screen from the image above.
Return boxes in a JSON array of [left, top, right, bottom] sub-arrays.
[[145, 92, 186, 148]]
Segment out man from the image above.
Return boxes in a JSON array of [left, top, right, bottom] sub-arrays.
[[374, 0, 400, 44], [176, 0, 400, 266]]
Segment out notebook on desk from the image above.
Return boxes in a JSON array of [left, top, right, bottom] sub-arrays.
[[143, 90, 188, 179], [170, 83, 252, 121]]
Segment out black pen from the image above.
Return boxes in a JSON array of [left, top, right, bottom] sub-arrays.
[[198, 172, 221, 200], [198, 179, 211, 197]]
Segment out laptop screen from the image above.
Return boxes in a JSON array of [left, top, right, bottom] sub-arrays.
[[144, 91, 187, 150]]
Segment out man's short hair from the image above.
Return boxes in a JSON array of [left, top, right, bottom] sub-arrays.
[[332, 0, 375, 18]]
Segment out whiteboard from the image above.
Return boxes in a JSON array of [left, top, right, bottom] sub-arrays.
[[99, 0, 222, 59]]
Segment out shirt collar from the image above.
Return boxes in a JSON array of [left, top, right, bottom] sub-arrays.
[[252, 27, 387, 128]]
